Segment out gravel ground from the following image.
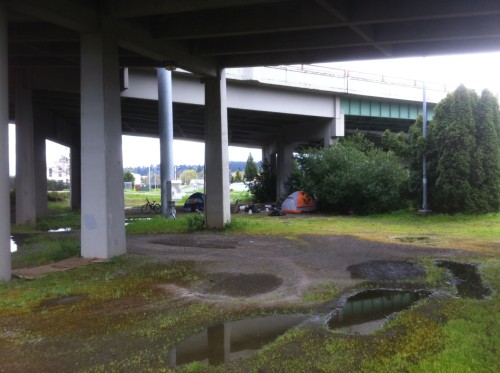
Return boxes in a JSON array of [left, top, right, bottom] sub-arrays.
[[127, 233, 468, 303]]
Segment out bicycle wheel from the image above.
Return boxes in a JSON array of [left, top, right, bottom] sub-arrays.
[[141, 204, 151, 214], [154, 203, 161, 214]]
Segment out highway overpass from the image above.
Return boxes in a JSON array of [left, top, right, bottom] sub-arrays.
[[1, 0, 499, 280]]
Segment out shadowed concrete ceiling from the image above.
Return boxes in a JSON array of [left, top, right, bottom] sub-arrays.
[[7, 0, 500, 146]]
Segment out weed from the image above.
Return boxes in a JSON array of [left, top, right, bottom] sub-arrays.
[[187, 214, 205, 232]]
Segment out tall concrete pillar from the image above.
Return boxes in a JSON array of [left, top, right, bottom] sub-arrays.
[[324, 96, 345, 145], [80, 26, 125, 258], [33, 111, 48, 218], [0, 2, 11, 281], [157, 68, 175, 218], [70, 134, 81, 211], [204, 70, 230, 228], [15, 72, 37, 226]]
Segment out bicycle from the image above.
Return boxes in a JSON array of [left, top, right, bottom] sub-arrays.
[[141, 198, 161, 214]]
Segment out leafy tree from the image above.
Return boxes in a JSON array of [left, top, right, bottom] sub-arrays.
[[180, 169, 197, 185], [284, 158, 305, 196], [124, 170, 135, 187], [244, 153, 259, 182]]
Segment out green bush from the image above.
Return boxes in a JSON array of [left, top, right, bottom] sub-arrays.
[[186, 214, 205, 231], [294, 133, 409, 214]]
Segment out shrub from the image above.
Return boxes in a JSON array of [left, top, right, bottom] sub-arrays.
[[47, 191, 70, 202], [186, 214, 205, 231], [294, 134, 408, 214]]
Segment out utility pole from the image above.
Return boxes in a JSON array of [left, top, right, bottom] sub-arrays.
[[419, 81, 431, 214]]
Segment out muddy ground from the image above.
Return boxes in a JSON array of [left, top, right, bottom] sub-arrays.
[[128, 233, 469, 303]]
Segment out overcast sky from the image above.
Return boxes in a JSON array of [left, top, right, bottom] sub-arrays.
[[9, 51, 500, 175]]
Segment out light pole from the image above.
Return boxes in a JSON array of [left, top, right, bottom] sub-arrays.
[[419, 81, 431, 214]]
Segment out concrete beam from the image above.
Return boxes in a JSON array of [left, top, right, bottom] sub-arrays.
[[106, 0, 288, 18], [15, 72, 37, 226], [80, 26, 125, 258], [204, 70, 230, 228], [9, 0, 98, 32], [0, 2, 11, 281]]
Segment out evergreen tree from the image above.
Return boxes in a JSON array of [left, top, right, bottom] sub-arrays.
[[472, 89, 500, 211], [244, 153, 259, 182], [432, 85, 477, 213], [248, 160, 276, 202], [234, 169, 243, 182]]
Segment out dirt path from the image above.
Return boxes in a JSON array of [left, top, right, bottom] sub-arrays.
[[127, 233, 468, 303]]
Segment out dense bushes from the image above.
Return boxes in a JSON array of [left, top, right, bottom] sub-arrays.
[[291, 133, 408, 214]]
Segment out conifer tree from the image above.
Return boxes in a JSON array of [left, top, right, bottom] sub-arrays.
[[244, 153, 259, 182], [432, 85, 477, 213]]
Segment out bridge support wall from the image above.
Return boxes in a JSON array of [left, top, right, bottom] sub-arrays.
[[15, 73, 37, 226], [33, 110, 48, 218], [0, 3, 10, 281], [80, 28, 125, 258], [205, 71, 231, 228]]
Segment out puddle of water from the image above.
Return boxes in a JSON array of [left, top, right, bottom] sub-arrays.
[[10, 237, 17, 252], [47, 227, 72, 232], [167, 315, 307, 368], [328, 289, 429, 334], [437, 260, 490, 299]]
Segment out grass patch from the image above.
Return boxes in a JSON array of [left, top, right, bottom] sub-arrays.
[[12, 236, 80, 269], [0, 256, 198, 312], [302, 282, 339, 303]]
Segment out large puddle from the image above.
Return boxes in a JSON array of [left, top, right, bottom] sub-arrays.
[[167, 315, 307, 368], [328, 289, 430, 334], [437, 260, 490, 299]]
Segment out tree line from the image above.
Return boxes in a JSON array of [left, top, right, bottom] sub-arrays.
[[257, 85, 499, 215]]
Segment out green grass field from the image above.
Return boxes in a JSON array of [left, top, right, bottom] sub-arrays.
[[4, 199, 499, 372]]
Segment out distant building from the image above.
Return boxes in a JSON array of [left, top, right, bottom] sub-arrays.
[[47, 157, 70, 183]]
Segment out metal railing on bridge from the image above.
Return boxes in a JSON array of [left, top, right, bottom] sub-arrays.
[[227, 65, 497, 104]]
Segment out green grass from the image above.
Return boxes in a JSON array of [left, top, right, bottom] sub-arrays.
[[12, 236, 80, 269], [4, 203, 499, 372]]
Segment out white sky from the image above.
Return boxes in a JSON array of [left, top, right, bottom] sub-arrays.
[[8, 51, 500, 175]]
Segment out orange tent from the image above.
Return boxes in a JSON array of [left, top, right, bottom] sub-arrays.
[[281, 191, 316, 213]]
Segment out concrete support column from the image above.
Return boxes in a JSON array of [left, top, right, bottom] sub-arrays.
[[70, 138, 81, 211], [0, 2, 11, 281], [204, 70, 230, 228], [157, 68, 175, 218], [80, 26, 125, 258], [33, 111, 48, 218], [324, 96, 345, 145], [15, 71, 37, 226]]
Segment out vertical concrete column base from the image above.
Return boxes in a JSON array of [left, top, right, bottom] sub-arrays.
[[0, 2, 10, 281], [80, 27, 125, 258], [204, 70, 230, 228]]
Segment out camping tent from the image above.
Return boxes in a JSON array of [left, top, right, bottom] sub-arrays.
[[183, 192, 205, 212], [281, 191, 316, 213]]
